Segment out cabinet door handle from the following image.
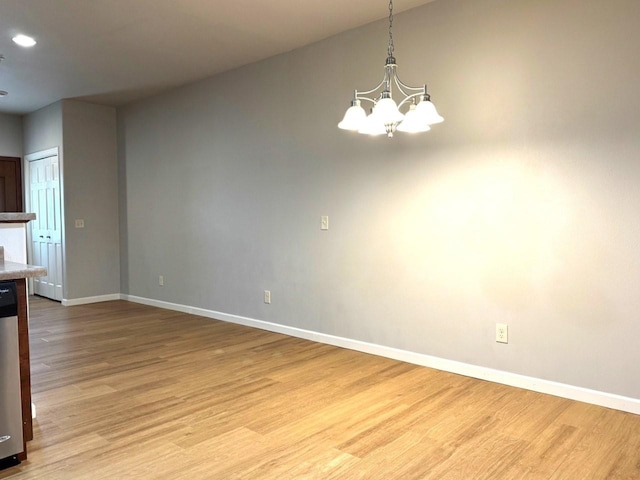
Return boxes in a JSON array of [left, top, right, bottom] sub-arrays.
[[46, 236, 51, 239]]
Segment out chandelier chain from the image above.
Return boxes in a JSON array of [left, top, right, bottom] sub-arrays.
[[387, 0, 394, 57]]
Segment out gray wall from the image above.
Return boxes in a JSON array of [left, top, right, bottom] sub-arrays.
[[0, 112, 22, 157], [23, 100, 120, 300], [62, 100, 120, 299], [23, 101, 63, 156], [118, 0, 640, 399]]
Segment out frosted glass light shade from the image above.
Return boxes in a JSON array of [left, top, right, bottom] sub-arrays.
[[397, 104, 431, 133], [358, 112, 387, 136], [415, 98, 444, 125], [338, 103, 367, 131], [373, 97, 404, 125]]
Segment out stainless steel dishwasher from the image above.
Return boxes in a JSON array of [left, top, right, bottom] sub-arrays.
[[0, 281, 23, 469]]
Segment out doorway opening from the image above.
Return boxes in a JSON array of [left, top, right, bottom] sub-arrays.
[[0, 156, 23, 212]]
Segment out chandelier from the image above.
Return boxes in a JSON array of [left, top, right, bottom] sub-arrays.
[[338, 0, 443, 137]]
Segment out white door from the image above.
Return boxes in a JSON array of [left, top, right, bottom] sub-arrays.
[[29, 156, 63, 301]]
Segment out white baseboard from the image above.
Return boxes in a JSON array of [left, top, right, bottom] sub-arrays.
[[62, 293, 122, 306], [120, 294, 640, 415]]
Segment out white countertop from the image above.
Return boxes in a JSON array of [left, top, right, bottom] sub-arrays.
[[0, 213, 36, 223], [0, 260, 47, 281]]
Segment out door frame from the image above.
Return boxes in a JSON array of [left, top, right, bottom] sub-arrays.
[[24, 147, 65, 299]]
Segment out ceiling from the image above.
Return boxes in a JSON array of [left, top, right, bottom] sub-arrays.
[[0, 0, 437, 115]]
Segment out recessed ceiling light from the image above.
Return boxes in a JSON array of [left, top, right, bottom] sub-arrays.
[[12, 34, 37, 47]]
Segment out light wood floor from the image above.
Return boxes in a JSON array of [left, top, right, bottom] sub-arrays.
[[1, 297, 639, 479]]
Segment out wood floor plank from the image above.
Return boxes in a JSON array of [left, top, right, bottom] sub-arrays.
[[1, 296, 640, 479]]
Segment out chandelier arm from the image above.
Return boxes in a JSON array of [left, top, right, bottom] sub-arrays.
[[391, 79, 414, 99], [391, 75, 428, 109], [393, 75, 426, 93], [354, 77, 388, 98], [397, 92, 424, 109], [356, 97, 378, 106], [387, 77, 416, 108]]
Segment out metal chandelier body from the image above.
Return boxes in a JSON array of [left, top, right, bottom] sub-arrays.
[[338, 0, 443, 137]]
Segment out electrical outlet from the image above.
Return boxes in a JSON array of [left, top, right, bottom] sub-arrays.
[[496, 323, 508, 344], [321, 216, 329, 230], [75, 219, 85, 228], [159, 275, 164, 286], [264, 290, 271, 304]]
